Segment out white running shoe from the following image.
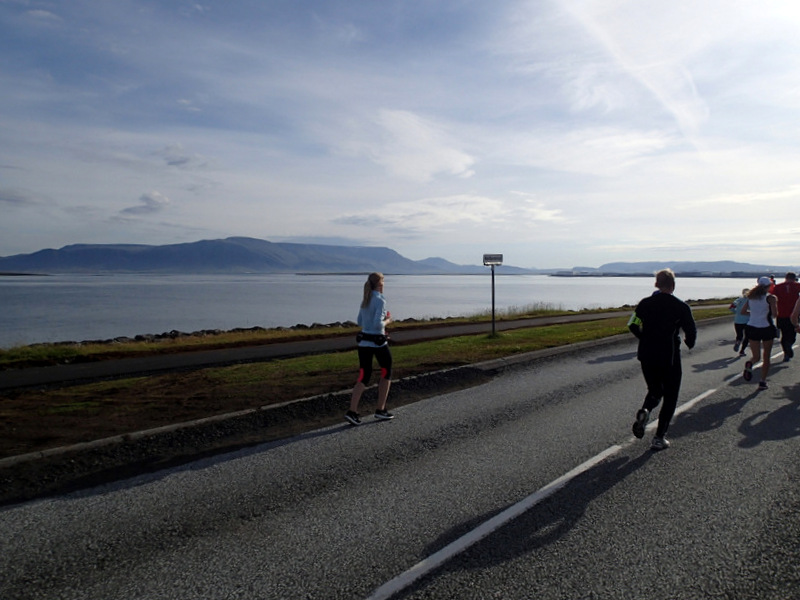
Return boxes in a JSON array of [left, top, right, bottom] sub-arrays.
[[651, 436, 671, 451]]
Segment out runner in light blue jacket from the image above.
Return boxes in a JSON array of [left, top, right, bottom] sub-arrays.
[[729, 288, 749, 355], [345, 272, 395, 426]]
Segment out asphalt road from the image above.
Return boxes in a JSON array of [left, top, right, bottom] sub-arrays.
[[2, 319, 799, 599]]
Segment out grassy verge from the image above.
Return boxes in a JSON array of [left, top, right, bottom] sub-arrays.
[[0, 300, 728, 369], [1, 302, 591, 368]]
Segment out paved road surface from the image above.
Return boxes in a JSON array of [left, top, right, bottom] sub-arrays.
[[2, 319, 799, 599]]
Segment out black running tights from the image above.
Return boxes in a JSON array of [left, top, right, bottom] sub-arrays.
[[640, 359, 682, 438]]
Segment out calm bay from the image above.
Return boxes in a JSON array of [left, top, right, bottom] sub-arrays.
[[0, 273, 745, 348]]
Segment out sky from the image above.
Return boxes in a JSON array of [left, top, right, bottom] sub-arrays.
[[2, 0, 800, 269]]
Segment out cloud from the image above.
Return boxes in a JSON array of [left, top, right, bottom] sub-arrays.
[[334, 193, 565, 238], [311, 13, 365, 45], [682, 184, 800, 209], [558, 0, 711, 138], [335, 195, 501, 233], [177, 99, 203, 113], [155, 144, 209, 170], [120, 192, 170, 216], [24, 9, 63, 25], [0, 188, 40, 207], [487, 126, 676, 178], [336, 110, 476, 182]]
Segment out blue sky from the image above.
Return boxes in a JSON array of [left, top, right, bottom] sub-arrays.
[[2, 0, 800, 269]]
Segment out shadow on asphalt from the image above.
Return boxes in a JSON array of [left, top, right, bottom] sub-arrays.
[[690, 355, 742, 373], [738, 380, 800, 448], [402, 451, 655, 596], [399, 369, 800, 596], [644, 375, 800, 448], [670, 392, 755, 438]]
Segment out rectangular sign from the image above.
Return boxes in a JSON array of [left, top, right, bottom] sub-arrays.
[[483, 253, 503, 266]]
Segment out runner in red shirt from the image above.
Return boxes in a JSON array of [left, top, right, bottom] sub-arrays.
[[772, 272, 800, 361]]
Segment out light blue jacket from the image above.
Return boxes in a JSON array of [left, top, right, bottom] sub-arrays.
[[357, 291, 387, 347], [730, 296, 749, 325]]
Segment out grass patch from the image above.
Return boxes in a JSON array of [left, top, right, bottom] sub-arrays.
[[115, 310, 719, 404], [0, 301, 732, 370], [201, 316, 632, 390], [42, 401, 104, 415]]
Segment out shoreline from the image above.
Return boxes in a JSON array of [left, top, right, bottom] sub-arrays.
[[16, 320, 361, 350]]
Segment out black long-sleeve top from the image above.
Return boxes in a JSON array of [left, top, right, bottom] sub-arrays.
[[628, 291, 697, 365]]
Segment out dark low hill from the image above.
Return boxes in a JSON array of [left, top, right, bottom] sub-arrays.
[[591, 260, 800, 277], [597, 260, 794, 274], [3, 238, 796, 276], [0, 237, 519, 275]]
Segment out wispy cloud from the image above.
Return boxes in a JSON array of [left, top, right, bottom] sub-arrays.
[[120, 192, 170, 216], [684, 184, 800, 208], [0, 188, 41, 207], [333, 109, 476, 182], [334, 193, 565, 239], [24, 9, 62, 25], [558, 0, 711, 139], [155, 144, 210, 170]]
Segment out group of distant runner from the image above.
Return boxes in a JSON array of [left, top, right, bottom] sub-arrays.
[[728, 272, 800, 383]]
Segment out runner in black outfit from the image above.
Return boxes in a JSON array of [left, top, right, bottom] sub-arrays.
[[628, 269, 697, 450]]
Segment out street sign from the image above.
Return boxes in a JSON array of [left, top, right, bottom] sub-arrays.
[[483, 253, 503, 336]]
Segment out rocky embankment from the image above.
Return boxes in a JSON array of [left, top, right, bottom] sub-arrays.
[[28, 321, 361, 348]]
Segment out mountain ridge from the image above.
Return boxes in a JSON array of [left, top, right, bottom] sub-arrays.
[[0, 237, 506, 275], [0, 237, 797, 276]]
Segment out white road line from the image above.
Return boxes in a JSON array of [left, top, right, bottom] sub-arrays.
[[367, 347, 792, 599], [366, 386, 720, 600]]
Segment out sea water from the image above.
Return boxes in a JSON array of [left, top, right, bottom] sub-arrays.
[[0, 273, 745, 348]]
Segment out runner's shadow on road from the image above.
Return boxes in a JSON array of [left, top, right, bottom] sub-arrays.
[[690, 355, 741, 373], [406, 452, 653, 592], [669, 391, 756, 438], [738, 381, 800, 448]]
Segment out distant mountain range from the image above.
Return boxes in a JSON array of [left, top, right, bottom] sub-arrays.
[[0, 237, 797, 277], [0, 237, 524, 275], [560, 260, 800, 278]]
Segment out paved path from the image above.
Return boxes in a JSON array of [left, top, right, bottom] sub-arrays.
[[0, 312, 633, 390]]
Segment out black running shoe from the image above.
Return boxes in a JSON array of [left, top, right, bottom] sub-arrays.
[[632, 409, 649, 439], [743, 361, 753, 381], [345, 411, 361, 426], [374, 409, 394, 420]]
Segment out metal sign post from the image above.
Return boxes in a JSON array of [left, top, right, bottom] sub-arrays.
[[483, 254, 503, 336]]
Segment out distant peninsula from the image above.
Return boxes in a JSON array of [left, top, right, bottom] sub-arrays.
[[0, 237, 796, 277]]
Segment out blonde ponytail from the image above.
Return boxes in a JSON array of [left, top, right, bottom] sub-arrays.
[[361, 272, 384, 308]]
